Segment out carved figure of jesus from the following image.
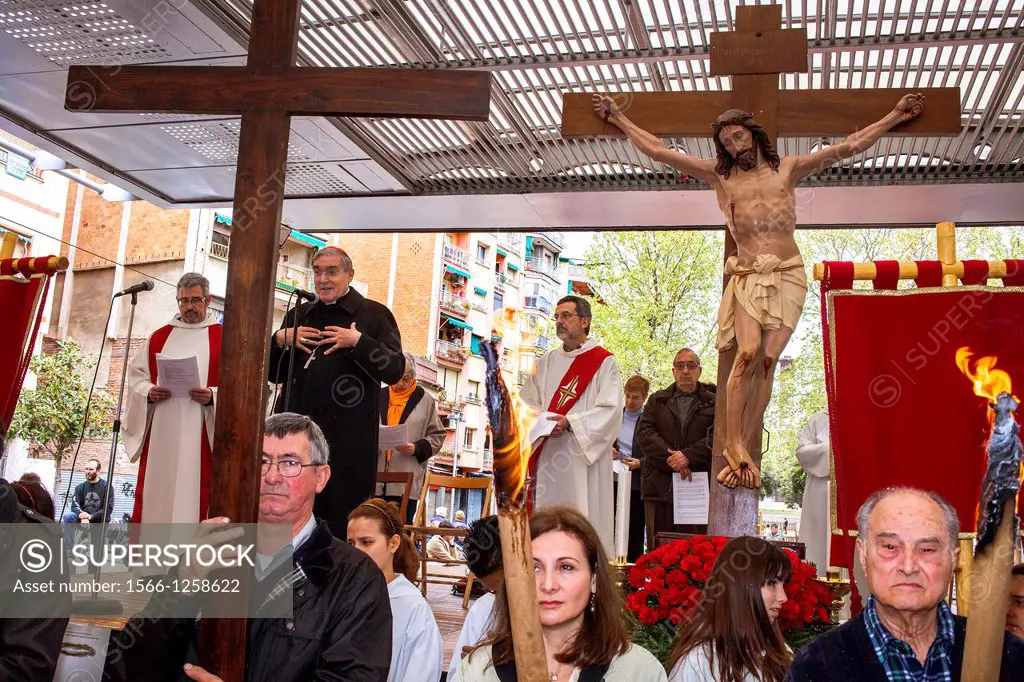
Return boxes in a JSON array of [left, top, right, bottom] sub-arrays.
[[594, 93, 925, 488]]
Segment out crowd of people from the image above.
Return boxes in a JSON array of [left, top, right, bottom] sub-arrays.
[[3, 247, 1024, 681], [4, 414, 1024, 681]]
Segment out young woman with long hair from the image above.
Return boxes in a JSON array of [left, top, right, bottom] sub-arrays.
[[666, 536, 792, 682], [453, 506, 667, 681], [347, 498, 442, 682]]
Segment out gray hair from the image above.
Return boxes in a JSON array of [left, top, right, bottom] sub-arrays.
[[557, 295, 592, 333], [856, 486, 959, 550], [675, 347, 701, 365], [313, 247, 353, 273], [176, 272, 210, 296], [403, 352, 417, 380], [264, 412, 330, 466]]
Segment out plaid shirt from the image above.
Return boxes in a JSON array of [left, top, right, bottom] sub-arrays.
[[863, 596, 956, 682]]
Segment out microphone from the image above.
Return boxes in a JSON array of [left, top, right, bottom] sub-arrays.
[[113, 280, 154, 298], [294, 289, 319, 303]]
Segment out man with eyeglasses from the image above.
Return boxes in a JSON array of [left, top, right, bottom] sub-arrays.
[[636, 347, 716, 539], [105, 412, 393, 682], [123, 272, 222, 525], [269, 246, 405, 538], [521, 295, 623, 555]]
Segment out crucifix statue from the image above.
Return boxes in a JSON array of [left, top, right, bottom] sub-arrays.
[[561, 4, 961, 532], [594, 89, 928, 489], [63, 1, 490, 678]]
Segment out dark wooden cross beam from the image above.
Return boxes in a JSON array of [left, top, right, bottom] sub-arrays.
[[64, 1, 490, 678], [559, 4, 961, 538]]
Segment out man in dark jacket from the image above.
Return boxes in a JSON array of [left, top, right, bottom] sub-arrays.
[[0, 425, 71, 682], [104, 413, 393, 682], [60, 457, 113, 549], [636, 348, 716, 541], [269, 247, 405, 537], [786, 487, 1024, 681]]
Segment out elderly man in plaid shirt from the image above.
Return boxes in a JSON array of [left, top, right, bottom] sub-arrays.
[[786, 487, 1024, 681]]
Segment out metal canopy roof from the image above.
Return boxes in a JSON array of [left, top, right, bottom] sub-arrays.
[[0, 0, 1021, 230]]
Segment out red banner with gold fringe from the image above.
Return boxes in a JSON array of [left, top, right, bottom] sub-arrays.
[[821, 281, 1024, 573], [0, 257, 56, 433]]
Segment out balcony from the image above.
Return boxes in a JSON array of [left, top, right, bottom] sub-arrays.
[[524, 296, 553, 315], [494, 275, 505, 293], [537, 335, 550, 349], [566, 264, 589, 281], [500, 357, 514, 372], [525, 258, 559, 281], [210, 242, 230, 261], [436, 339, 468, 366], [465, 394, 483, 406], [518, 372, 531, 387], [276, 262, 313, 293], [497, 272, 519, 288], [531, 232, 565, 251], [497, 234, 524, 254], [437, 394, 468, 413], [443, 244, 470, 269], [471, 301, 487, 313], [439, 290, 471, 317]]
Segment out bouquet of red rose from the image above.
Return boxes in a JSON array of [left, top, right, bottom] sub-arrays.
[[624, 536, 836, 662]]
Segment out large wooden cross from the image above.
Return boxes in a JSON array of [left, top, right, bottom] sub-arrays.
[[561, 4, 961, 537], [63, 1, 490, 678]]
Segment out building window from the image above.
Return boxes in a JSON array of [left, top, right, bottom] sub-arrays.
[[470, 334, 484, 356], [468, 380, 481, 399], [439, 367, 460, 398], [476, 244, 488, 263], [464, 428, 476, 449]]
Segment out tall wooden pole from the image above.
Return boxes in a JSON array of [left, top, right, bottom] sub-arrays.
[[197, 2, 300, 678]]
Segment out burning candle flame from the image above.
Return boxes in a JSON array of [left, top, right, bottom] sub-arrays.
[[487, 309, 537, 505], [955, 347, 1017, 409]]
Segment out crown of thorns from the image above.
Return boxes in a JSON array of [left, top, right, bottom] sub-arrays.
[[711, 110, 756, 135]]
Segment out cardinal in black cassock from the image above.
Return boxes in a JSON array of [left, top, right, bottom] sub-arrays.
[[269, 247, 404, 537]]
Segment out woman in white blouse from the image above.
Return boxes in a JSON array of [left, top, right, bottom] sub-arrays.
[[453, 506, 667, 682], [347, 498, 443, 682], [667, 536, 792, 682]]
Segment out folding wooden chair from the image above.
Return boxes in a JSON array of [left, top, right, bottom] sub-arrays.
[[375, 470, 413, 524], [405, 471, 493, 608]]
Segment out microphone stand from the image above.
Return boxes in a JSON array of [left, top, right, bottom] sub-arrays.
[[72, 290, 140, 615], [284, 294, 304, 412]]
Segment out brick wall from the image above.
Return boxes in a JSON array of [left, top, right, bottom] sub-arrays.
[[60, 188, 190, 270], [335, 233, 439, 356], [391, 233, 438, 356], [124, 201, 190, 265]]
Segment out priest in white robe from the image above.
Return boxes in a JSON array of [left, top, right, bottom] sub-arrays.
[[522, 295, 623, 554], [795, 409, 830, 577], [122, 273, 221, 525]]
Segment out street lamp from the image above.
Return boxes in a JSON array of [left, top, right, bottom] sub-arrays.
[[448, 408, 464, 510]]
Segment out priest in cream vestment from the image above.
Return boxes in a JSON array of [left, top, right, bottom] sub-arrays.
[[521, 295, 623, 554], [123, 273, 221, 524], [795, 410, 830, 577]]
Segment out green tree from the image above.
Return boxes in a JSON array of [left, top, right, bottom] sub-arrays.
[[584, 230, 725, 390], [10, 340, 113, 492]]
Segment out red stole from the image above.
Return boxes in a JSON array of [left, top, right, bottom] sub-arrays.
[[527, 345, 612, 513], [131, 324, 222, 524]]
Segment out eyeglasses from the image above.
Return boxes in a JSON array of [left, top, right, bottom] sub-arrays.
[[261, 457, 318, 477], [551, 312, 579, 323], [177, 296, 207, 307], [673, 361, 700, 370]]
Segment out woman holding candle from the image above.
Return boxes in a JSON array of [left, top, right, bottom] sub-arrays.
[[452, 506, 667, 681], [666, 536, 792, 682]]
